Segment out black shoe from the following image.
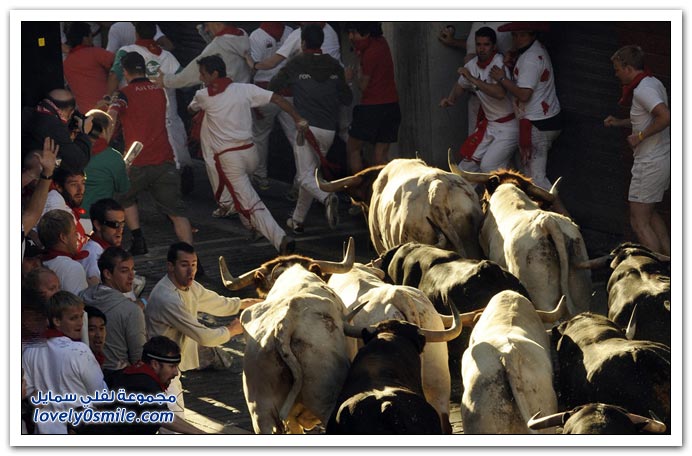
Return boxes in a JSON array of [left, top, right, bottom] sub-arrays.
[[130, 237, 148, 256]]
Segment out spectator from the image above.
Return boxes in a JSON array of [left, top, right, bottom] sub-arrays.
[[41, 166, 89, 251], [604, 45, 671, 256], [187, 54, 307, 254], [145, 242, 261, 422], [21, 240, 44, 279], [269, 24, 352, 233], [440, 27, 518, 173], [22, 291, 107, 434], [107, 52, 195, 257], [80, 247, 146, 384], [490, 22, 561, 190], [38, 209, 88, 296], [344, 22, 401, 173], [21, 88, 92, 173], [79, 198, 126, 285], [84, 305, 107, 368], [62, 22, 115, 113]]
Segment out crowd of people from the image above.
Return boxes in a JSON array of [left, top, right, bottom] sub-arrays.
[[19, 20, 670, 435]]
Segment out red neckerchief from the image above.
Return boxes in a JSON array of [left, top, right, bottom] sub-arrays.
[[94, 351, 106, 367], [259, 22, 284, 42], [44, 328, 81, 342], [42, 248, 89, 262], [303, 48, 323, 55], [135, 38, 162, 56], [89, 233, 112, 250], [352, 36, 373, 55], [68, 44, 92, 54], [207, 77, 233, 96], [92, 137, 108, 154], [123, 361, 167, 392], [35, 99, 70, 124], [476, 51, 497, 70], [215, 25, 245, 37], [618, 69, 653, 107]]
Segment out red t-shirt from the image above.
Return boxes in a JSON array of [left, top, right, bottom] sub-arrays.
[[63, 45, 115, 112], [110, 78, 174, 166], [359, 37, 399, 105]]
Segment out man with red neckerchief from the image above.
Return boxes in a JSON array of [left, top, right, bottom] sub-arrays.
[[440, 26, 518, 173], [490, 21, 561, 190], [604, 45, 671, 256], [188, 54, 308, 253], [79, 198, 126, 286]]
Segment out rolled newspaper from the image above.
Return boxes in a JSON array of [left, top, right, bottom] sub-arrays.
[[123, 141, 143, 166]]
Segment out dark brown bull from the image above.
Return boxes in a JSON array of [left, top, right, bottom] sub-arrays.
[[528, 403, 667, 434]]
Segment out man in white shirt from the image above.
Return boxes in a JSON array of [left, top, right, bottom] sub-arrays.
[[106, 21, 173, 53], [145, 242, 261, 420], [604, 45, 671, 256]]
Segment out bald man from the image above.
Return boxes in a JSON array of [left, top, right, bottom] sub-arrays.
[[22, 88, 92, 172]]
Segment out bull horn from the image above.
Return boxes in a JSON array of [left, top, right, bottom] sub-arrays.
[[626, 413, 667, 433], [313, 237, 355, 274], [524, 180, 556, 204], [342, 320, 366, 339], [549, 176, 562, 197], [419, 301, 461, 343], [527, 410, 568, 430], [219, 256, 257, 290], [652, 252, 671, 262], [536, 296, 566, 324], [344, 300, 369, 323], [447, 148, 492, 183], [573, 254, 614, 270], [315, 168, 363, 193], [439, 307, 485, 328], [625, 304, 638, 340]]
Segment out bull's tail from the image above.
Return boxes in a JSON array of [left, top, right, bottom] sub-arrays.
[[501, 344, 558, 434], [275, 312, 303, 422], [426, 216, 468, 258], [541, 216, 575, 316]]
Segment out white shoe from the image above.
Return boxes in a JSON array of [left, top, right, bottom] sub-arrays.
[[212, 205, 237, 218]]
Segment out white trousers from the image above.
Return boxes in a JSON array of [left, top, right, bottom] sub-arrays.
[[215, 144, 286, 251], [201, 139, 233, 209], [521, 127, 561, 190], [459, 119, 519, 173], [251, 101, 297, 180], [292, 126, 335, 224]]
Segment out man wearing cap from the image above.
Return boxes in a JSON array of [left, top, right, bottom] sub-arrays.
[[604, 45, 670, 256], [490, 22, 561, 190], [440, 26, 517, 173]]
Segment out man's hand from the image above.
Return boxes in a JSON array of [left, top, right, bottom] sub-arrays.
[[38, 137, 59, 176], [296, 118, 309, 132], [626, 133, 642, 149], [239, 298, 263, 310], [226, 319, 244, 338], [489, 65, 506, 82], [603, 115, 619, 128], [439, 97, 455, 108]]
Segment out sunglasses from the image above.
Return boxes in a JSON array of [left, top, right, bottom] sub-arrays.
[[101, 220, 126, 229]]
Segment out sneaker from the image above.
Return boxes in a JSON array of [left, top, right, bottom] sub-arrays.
[[279, 235, 296, 255], [129, 237, 148, 256], [286, 217, 305, 235], [212, 205, 237, 218], [325, 193, 339, 230]]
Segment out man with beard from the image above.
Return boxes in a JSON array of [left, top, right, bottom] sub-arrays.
[[440, 26, 518, 173], [145, 242, 260, 423], [80, 247, 146, 385], [40, 166, 89, 251]]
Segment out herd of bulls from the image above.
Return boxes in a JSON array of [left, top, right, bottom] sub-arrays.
[[216, 154, 671, 435]]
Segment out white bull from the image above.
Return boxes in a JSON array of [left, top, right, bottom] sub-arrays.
[[327, 263, 470, 434], [461, 290, 565, 434], [450, 159, 592, 316], [240, 264, 356, 434], [317, 157, 484, 258]]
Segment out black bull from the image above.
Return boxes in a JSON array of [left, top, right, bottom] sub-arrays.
[[379, 242, 530, 364]]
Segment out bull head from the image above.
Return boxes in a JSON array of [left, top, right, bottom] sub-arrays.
[[219, 237, 357, 292], [528, 407, 667, 434]]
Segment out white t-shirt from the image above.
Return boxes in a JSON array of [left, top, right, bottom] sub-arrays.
[[249, 25, 293, 83], [189, 82, 274, 151], [44, 255, 89, 295], [276, 23, 342, 63], [513, 39, 561, 121], [23, 337, 106, 434], [630, 76, 670, 162], [465, 22, 513, 55], [458, 53, 514, 122], [106, 22, 165, 53], [79, 238, 104, 281]]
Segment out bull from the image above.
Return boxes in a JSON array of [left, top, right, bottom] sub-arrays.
[[218, 239, 359, 434], [326, 302, 462, 434], [449, 153, 592, 316], [550, 312, 671, 429], [461, 290, 566, 434], [576, 242, 671, 346], [316, 157, 484, 258], [327, 262, 480, 434], [528, 403, 667, 434]]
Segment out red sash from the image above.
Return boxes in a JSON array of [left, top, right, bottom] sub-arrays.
[[459, 108, 515, 160], [302, 129, 340, 180], [213, 143, 264, 224]]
